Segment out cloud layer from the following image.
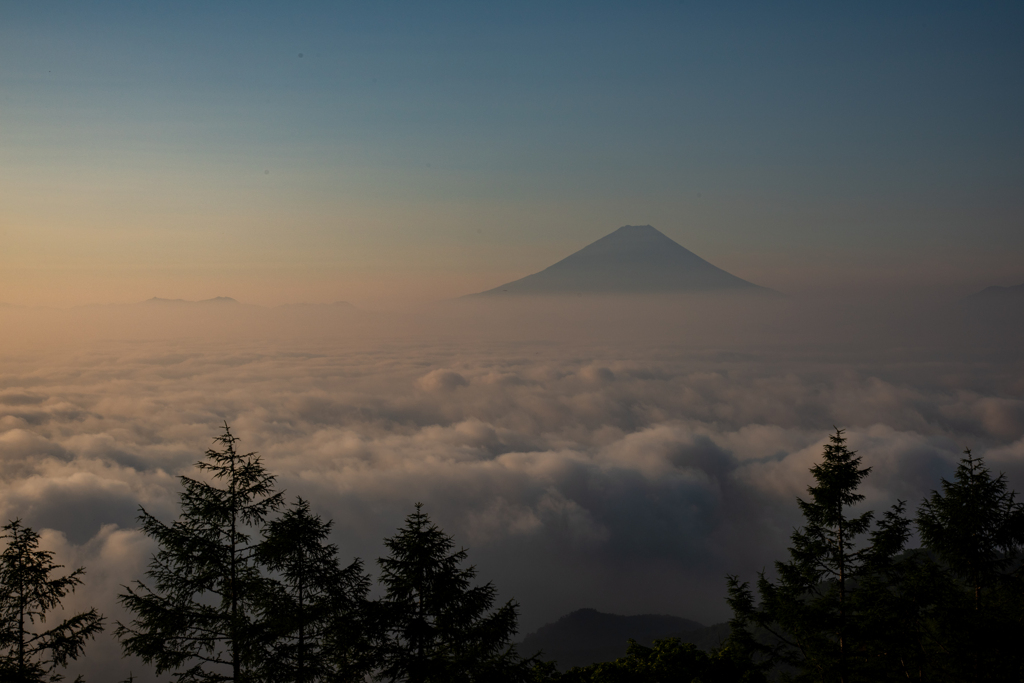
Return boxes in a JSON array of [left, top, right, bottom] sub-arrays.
[[1, 304, 1022, 680]]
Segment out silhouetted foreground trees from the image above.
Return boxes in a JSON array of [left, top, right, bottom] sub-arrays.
[[0, 520, 105, 683], [116, 424, 534, 683], [536, 430, 1024, 682], [3, 425, 1023, 682], [726, 430, 1024, 683], [377, 503, 532, 683], [117, 425, 285, 682], [257, 497, 371, 683]]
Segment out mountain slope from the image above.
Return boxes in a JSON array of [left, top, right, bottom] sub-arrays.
[[473, 225, 768, 295]]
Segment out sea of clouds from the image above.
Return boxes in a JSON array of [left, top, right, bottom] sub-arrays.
[[1, 297, 1022, 681]]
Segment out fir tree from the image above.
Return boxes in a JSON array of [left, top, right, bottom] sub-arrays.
[[728, 428, 899, 683], [916, 449, 1024, 683], [848, 500, 928, 681], [256, 497, 372, 683], [0, 519, 105, 683], [376, 503, 533, 683], [117, 424, 283, 683]]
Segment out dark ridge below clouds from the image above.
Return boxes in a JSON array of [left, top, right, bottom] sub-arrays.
[[518, 608, 711, 670]]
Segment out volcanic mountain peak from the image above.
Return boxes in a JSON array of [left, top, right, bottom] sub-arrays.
[[473, 225, 769, 296]]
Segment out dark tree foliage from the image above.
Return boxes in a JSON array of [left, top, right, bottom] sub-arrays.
[[728, 428, 910, 683], [915, 449, 1024, 683], [256, 497, 372, 683], [117, 424, 283, 683], [376, 503, 533, 683], [545, 637, 767, 683], [0, 520, 105, 683], [843, 500, 932, 680]]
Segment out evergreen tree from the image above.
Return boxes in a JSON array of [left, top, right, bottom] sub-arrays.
[[915, 449, 1024, 683], [117, 424, 283, 683], [256, 497, 372, 683], [0, 519, 105, 683], [376, 503, 533, 683], [728, 428, 903, 683], [847, 501, 929, 681]]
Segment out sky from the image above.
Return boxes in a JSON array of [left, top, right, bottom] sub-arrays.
[[2, 1, 1022, 307]]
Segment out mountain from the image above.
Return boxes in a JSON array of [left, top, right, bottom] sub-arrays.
[[517, 608, 727, 670], [472, 225, 770, 296], [965, 283, 1024, 304]]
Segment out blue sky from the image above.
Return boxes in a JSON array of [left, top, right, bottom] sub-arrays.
[[2, 1, 1022, 306]]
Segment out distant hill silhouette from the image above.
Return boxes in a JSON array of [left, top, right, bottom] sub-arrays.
[[136, 298, 361, 310], [471, 225, 771, 296], [142, 296, 241, 306], [964, 283, 1024, 304], [517, 608, 728, 670]]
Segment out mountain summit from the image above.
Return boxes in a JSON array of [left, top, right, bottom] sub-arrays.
[[472, 225, 768, 295]]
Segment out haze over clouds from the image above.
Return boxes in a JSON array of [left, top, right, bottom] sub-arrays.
[[2, 303, 1022, 680]]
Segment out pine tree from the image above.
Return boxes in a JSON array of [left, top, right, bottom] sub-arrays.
[[256, 497, 372, 683], [916, 449, 1024, 683], [117, 424, 283, 683], [376, 503, 533, 683], [0, 519, 105, 683], [728, 428, 900, 683]]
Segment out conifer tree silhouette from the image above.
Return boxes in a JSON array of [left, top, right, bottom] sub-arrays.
[[727, 428, 905, 683], [257, 497, 372, 683], [117, 424, 283, 683], [0, 519, 104, 683], [916, 449, 1024, 683], [376, 503, 533, 683]]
